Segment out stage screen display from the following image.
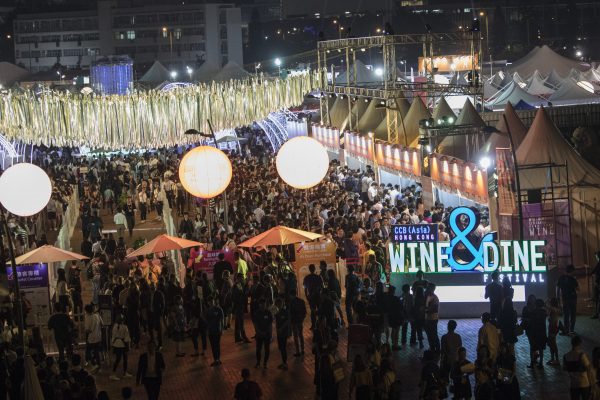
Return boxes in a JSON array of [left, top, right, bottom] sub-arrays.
[[389, 207, 549, 317]]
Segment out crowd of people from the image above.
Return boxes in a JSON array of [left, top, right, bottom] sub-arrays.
[[0, 129, 599, 400]]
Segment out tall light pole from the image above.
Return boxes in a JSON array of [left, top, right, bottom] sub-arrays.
[[480, 11, 490, 75]]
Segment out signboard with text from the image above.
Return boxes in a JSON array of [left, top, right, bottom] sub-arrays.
[[194, 250, 236, 280], [388, 207, 548, 317], [392, 224, 438, 242], [293, 241, 337, 301], [6, 263, 49, 289]]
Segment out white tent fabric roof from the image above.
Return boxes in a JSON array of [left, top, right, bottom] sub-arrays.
[[512, 72, 527, 88], [548, 79, 600, 105], [139, 61, 171, 83], [195, 61, 220, 82], [446, 95, 475, 111], [336, 60, 378, 85], [486, 81, 544, 109], [545, 70, 564, 89], [526, 70, 555, 96], [357, 99, 386, 133], [432, 97, 456, 121], [396, 96, 430, 146], [477, 102, 527, 160], [582, 68, 600, 83], [212, 62, 251, 82], [516, 107, 600, 188], [566, 68, 583, 81], [508, 45, 590, 77], [0, 62, 30, 86]]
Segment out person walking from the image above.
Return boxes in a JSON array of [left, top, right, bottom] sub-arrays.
[[110, 314, 132, 380], [440, 320, 462, 386], [136, 341, 166, 400], [47, 302, 74, 362], [206, 296, 224, 366], [557, 264, 580, 335], [563, 336, 593, 400], [345, 265, 361, 325], [290, 291, 306, 357], [234, 368, 263, 400], [303, 264, 324, 329], [477, 312, 500, 364], [123, 197, 136, 238], [173, 296, 187, 357], [84, 304, 103, 371], [484, 270, 503, 321], [189, 297, 207, 356], [254, 299, 273, 369], [522, 295, 538, 368], [275, 297, 291, 370], [113, 208, 128, 240], [424, 283, 440, 352], [232, 273, 251, 344], [387, 286, 404, 351]]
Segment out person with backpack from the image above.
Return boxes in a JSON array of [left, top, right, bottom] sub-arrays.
[[564, 336, 593, 400]]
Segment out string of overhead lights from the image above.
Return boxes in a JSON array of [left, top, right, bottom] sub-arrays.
[[0, 71, 316, 149]]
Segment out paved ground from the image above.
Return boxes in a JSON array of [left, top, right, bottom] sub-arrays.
[[60, 205, 600, 399]]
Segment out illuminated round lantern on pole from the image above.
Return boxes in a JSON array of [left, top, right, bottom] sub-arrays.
[[276, 136, 329, 190], [0, 163, 52, 216], [178, 146, 232, 198]]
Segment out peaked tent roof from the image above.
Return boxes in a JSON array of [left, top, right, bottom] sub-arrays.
[[512, 72, 527, 87], [357, 99, 386, 133], [328, 97, 350, 130], [566, 68, 583, 81], [195, 60, 220, 82], [139, 61, 170, 83], [212, 62, 251, 82], [449, 72, 468, 85], [582, 68, 600, 83], [486, 81, 544, 109], [339, 99, 369, 132], [545, 69, 565, 89], [335, 60, 378, 85], [373, 96, 412, 143], [526, 70, 555, 96], [394, 96, 430, 146], [516, 107, 600, 188], [0, 62, 30, 86], [548, 78, 600, 105], [476, 102, 527, 160], [432, 97, 456, 121], [437, 99, 485, 160], [508, 45, 590, 77]]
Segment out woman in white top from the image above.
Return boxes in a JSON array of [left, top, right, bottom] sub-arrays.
[[111, 314, 132, 380], [55, 269, 71, 312]]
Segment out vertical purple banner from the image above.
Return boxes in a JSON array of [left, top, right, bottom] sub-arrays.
[[522, 202, 571, 268], [6, 263, 49, 289]]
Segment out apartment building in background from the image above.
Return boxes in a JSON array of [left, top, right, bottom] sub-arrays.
[[13, 0, 243, 72]]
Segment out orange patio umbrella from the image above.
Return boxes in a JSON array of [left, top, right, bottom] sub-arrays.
[[238, 226, 323, 248], [15, 245, 88, 265], [126, 234, 204, 258]]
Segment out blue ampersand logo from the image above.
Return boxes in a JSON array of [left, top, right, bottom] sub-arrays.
[[446, 207, 496, 271]]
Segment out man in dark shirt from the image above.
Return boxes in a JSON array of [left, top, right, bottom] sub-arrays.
[[206, 296, 224, 366], [213, 253, 234, 291], [303, 264, 324, 329], [253, 299, 273, 369], [411, 270, 429, 294], [80, 237, 93, 259], [557, 264, 580, 335], [178, 212, 194, 238], [47, 303, 74, 362], [274, 298, 291, 370], [232, 273, 251, 343], [234, 368, 262, 400], [289, 292, 306, 356], [484, 271, 503, 321], [345, 266, 361, 324]]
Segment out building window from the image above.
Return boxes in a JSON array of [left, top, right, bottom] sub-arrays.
[[175, 28, 182, 40], [114, 31, 126, 40], [220, 41, 228, 53], [220, 26, 227, 39], [162, 28, 168, 38], [127, 30, 135, 40]]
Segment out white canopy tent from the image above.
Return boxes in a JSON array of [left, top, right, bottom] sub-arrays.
[[548, 79, 600, 106], [0, 62, 30, 86], [139, 61, 171, 83], [526, 70, 555, 96], [508, 45, 590, 77], [432, 97, 456, 122], [335, 60, 378, 85], [212, 62, 251, 82], [194, 61, 220, 82], [545, 70, 565, 89], [485, 81, 545, 110]]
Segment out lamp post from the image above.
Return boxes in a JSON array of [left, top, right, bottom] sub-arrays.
[[0, 163, 52, 347], [186, 66, 193, 81]]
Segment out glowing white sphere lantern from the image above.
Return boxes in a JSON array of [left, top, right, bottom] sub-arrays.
[[178, 146, 232, 198], [0, 163, 52, 216], [276, 136, 329, 189]]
